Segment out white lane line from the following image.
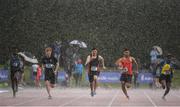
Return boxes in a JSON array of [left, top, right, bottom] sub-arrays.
[[108, 90, 119, 107], [143, 91, 157, 107], [172, 91, 180, 99], [60, 95, 85, 107], [0, 90, 9, 93], [13, 97, 44, 106]]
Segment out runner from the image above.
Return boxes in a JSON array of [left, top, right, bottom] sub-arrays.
[[85, 48, 106, 97], [115, 48, 138, 99], [159, 54, 175, 100], [42, 47, 59, 99], [10, 47, 21, 97]]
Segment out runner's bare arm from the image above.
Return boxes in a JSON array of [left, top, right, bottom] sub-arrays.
[[85, 55, 91, 74], [85, 55, 91, 66], [54, 63, 59, 74], [132, 57, 138, 73], [98, 55, 106, 69], [115, 58, 122, 66], [115, 58, 123, 69]]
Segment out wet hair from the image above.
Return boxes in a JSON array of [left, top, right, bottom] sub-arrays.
[[123, 48, 129, 52], [45, 47, 52, 52], [92, 48, 97, 51]]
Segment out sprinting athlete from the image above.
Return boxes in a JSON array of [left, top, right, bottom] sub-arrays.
[[159, 54, 175, 100], [10, 47, 21, 97], [85, 48, 106, 97], [42, 47, 59, 99], [115, 48, 138, 99]]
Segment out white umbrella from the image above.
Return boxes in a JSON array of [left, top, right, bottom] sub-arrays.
[[79, 41, 87, 48], [70, 40, 87, 48], [153, 46, 163, 55], [18, 52, 38, 63]]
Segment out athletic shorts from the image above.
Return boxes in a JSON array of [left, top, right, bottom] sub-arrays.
[[44, 70, 55, 84], [10, 70, 21, 81], [160, 74, 172, 83], [88, 71, 98, 83], [120, 73, 132, 83]]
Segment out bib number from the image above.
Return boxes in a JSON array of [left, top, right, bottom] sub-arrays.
[[45, 64, 54, 69], [91, 66, 98, 71]]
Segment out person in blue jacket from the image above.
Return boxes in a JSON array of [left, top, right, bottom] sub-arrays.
[[74, 59, 83, 86]]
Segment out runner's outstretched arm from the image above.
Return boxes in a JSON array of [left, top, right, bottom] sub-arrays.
[[115, 58, 123, 69], [98, 55, 106, 69], [54, 63, 59, 74], [85, 55, 91, 66], [132, 57, 138, 73]]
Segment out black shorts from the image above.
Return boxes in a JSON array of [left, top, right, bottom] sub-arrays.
[[160, 74, 172, 83], [120, 73, 132, 83], [88, 71, 98, 83], [10, 70, 21, 81], [44, 70, 55, 84]]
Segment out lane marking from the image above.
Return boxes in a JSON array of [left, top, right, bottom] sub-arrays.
[[108, 90, 119, 107], [143, 91, 157, 107], [60, 95, 85, 107], [13, 97, 44, 106]]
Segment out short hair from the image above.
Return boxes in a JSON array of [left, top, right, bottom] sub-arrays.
[[45, 47, 52, 52], [92, 47, 97, 51], [123, 48, 129, 52]]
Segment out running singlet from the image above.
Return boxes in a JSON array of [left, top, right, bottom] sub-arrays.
[[120, 57, 133, 75], [42, 56, 57, 71], [89, 55, 99, 72]]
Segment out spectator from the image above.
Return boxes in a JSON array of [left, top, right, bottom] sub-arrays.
[[73, 59, 83, 87], [150, 47, 160, 88], [150, 47, 160, 64], [36, 65, 42, 88], [32, 63, 38, 87]]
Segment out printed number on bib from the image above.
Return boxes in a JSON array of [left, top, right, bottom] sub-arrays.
[[91, 66, 98, 71]]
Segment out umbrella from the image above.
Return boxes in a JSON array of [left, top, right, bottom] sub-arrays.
[[69, 40, 87, 48], [153, 46, 163, 55], [18, 52, 38, 63]]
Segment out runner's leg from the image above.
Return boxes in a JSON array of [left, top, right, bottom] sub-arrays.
[[45, 80, 52, 98], [121, 81, 129, 99], [94, 75, 98, 93]]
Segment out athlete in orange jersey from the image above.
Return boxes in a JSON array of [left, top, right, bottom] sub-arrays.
[[115, 48, 138, 99]]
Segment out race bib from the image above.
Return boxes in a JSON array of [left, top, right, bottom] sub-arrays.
[[45, 64, 54, 69], [165, 70, 171, 75], [122, 68, 128, 73], [91, 66, 98, 71]]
